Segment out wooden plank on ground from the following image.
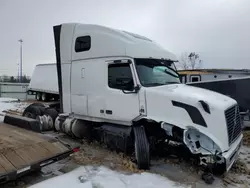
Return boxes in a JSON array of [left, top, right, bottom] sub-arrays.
[[4, 150, 27, 169], [0, 134, 21, 150], [31, 144, 53, 160], [1, 124, 44, 143], [0, 154, 16, 173], [19, 145, 45, 162], [52, 142, 69, 153], [0, 164, 6, 175], [39, 141, 68, 155], [11, 129, 45, 142], [14, 147, 35, 165], [0, 122, 72, 175]]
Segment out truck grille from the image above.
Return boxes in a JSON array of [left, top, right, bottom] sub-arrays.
[[225, 105, 242, 145]]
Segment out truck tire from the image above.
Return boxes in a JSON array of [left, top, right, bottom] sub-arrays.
[[23, 105, 43, 119], [29, 103, 45, 107], [133, 125, 150, 170], [41, 93, 49, 102], [22, 103, 45, 117], [44, 108, 58, 124], [54, 95, 59, 101], [35, 93, 39, 100], [36, 92, 42, 101]]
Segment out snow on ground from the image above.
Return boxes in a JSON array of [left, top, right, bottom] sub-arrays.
[[29, 166, 190, 188], [0, 97, 28, 121], [0, 97, 19, 102]]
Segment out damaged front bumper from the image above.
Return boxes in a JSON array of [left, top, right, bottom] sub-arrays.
[[161, 122, 243, 172], [223, 134, 243, 172]]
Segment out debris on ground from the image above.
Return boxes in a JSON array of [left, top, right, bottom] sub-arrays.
[[201, 172, 214, 184], [243, 130, 250, 147], [71, 140, 144, 173], [231, 160, 249, 174]]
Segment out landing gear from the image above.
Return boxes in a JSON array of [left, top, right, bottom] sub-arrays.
[[133, 126, 150, 170]]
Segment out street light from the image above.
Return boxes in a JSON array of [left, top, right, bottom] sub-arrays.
[[18, 39, 23, 82]]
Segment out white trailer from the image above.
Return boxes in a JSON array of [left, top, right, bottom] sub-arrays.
[[178, 69, 250, 83], [24, 23, 243, 174], [28, 63, 59, 101]]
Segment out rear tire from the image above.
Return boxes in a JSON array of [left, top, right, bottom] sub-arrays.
[[54, 95, 59, 101], [133, 125, 150, 170], [44, 108, 58, 125], [41, 93, 48, 102], [28, 103, 45, 108], [36, 92, 42, 101], [23, 105, 43, 119]]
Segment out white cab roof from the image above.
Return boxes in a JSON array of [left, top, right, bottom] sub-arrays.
[[60, 23, 177, 62]]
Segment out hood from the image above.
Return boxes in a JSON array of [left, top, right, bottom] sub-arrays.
[[148, 84, 236, 110], [144, 84, 237, 151]]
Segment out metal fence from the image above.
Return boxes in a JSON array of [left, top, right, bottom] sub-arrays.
[[0, 82, 35, 101]]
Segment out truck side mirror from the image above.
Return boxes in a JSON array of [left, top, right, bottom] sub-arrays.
[[122, 84, 140, 94]]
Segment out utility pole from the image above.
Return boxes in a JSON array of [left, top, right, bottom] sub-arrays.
[[17, 62, 19, 81], [18, 39, 23, 82]]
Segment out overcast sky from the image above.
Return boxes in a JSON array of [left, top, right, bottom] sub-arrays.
[[0, 0, 249, 76]]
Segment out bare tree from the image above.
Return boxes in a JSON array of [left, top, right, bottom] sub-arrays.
[[179, 52, 190, 70], [179, 52, 202, 70]]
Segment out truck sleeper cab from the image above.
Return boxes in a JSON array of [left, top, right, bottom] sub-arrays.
[[53, 23, 243, 171]]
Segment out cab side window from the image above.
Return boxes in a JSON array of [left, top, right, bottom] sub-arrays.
[[108, 64, 134, 91], [75, 36, 91, 52]]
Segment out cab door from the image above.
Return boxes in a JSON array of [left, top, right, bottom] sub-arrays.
[[104, 60, 140, 124]]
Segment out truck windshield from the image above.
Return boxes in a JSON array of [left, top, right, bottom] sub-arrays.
[[134, 58, 180, 87]]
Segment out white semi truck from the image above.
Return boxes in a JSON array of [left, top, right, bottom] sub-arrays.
[[28, 63, 59, 101], [24, 23, 243, 172]]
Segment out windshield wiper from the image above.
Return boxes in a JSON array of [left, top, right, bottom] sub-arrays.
[[144, 83, 164, 87], [164, 69, 179, 78], [165, 81, 180, 84]]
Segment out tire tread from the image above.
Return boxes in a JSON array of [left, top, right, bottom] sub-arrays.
[[133, 125, 150, 169]]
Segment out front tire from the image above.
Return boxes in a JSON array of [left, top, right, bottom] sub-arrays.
[[133, 125, 150, 170]]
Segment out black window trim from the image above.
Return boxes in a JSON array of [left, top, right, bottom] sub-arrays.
[[75, 36, 91, 53], [134, 58, 180, 87], [108, 62, 135, 91]]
